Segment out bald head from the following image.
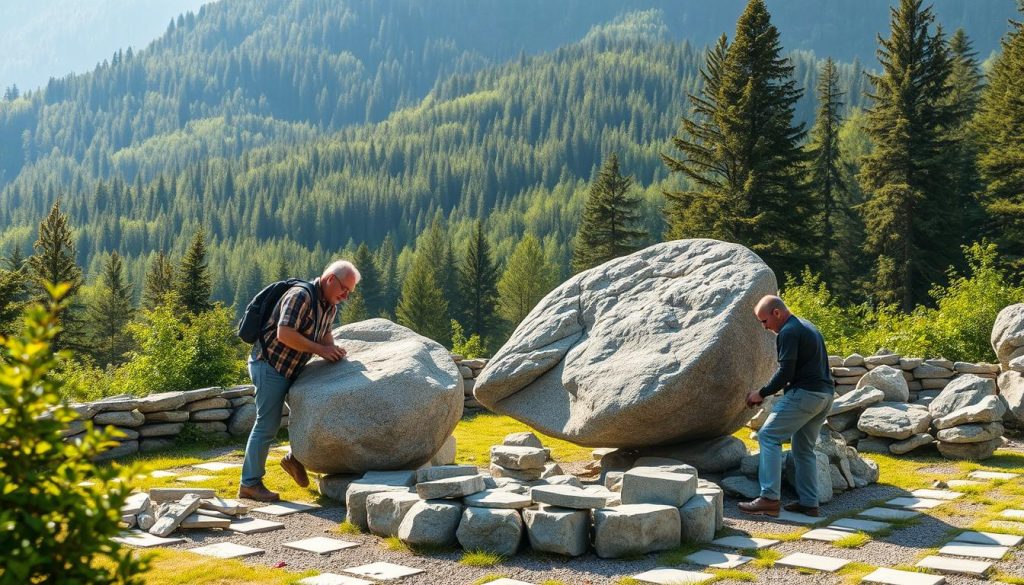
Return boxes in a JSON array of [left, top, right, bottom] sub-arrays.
[[754, 295, 791, 334]]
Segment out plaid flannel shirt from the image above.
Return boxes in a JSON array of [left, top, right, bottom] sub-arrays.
[[258, 278, 338, 380]]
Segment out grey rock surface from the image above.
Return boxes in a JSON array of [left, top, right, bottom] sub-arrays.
[[530, 485, 607, 509], [415, 465, 478, 483], [639, 435, 749, 473], [999, 371, 1024, 427], [502, 432, 543, 448], [992, 303, 1024, 367], [855, 366, 909, 402], [592, 504, 681, 558], [136, 392, 188, 413], [317, 474, 359, 502], [889, 433, 934, 455], [830, 386, 885, 416], [289, 319, 463, 474], [932, 395, 1006, 429], [720, 475, 761, 499], [935, 422, 1004, 444], [227, 403, 257, 437], [679, 494, 716, 543], [345, 482, 412, 530], [928, 375, 996, 420], [94, 409, 145, 427], [456, 507, 523, 556], [366, 491, 423, 537], [415, 475, 485, 500], [522, 506, 589, 557], [857, 403, 932, 440], [473, 239, 778, 447], [620, 467, 696, 507], [490, 446, 548, 470], [936, 436, 1002, 460], [397, 500, 463, 548]]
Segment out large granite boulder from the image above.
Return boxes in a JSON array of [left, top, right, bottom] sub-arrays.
[[474, 239, 777, 447], [928, 375, 996, 420], [992, 304, 1024, 368], [855, 366, 909, 402], [1000, 371, 1024, 428], [289, 319, 463, 474]]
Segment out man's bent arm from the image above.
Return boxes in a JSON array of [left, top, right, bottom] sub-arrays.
[[278, 324, 325, 354], [758, 359, 797, 398]]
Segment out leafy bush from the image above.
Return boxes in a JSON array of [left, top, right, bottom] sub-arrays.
[[451, 319, 486, 359], [0, 284, 146, 584]]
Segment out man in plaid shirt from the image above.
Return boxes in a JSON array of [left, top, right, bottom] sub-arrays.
[[238, 260, 360, 502]]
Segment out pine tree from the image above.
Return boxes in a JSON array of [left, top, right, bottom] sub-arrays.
[[27, 201, 84, 350], [859, 0, 958, 310], [497, 235, 557, 328], [351, 243, 382, 316], [416, 215, 457, 324], [663, 0, 813, 274], [142, 250, 175, 310], [946, 28, 985, 242], [571, 153, 645, 273], [174, 227, 213, 314], [231, 261, 262, 318], [375, 234, 398, 317], [457, 219, 500, 348], [396, 250, 450, 344], [340, 288, 369, 324], [974, 9, 1024, 268], [86, 252, 134, 365], [0, 268, 24, 335], [807, 57, 849, 285], [6, 245, 26, 271]]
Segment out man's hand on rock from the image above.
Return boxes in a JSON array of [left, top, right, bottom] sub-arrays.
[[745, 390, 763, 408], [318, 343, 347, 362]]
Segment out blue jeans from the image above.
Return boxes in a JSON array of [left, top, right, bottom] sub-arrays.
[[757, 388, 834, 506], [241, 353, 293, 487]]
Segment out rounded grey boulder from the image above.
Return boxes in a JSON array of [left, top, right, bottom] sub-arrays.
[[992, 304, 1024, 367], [855, 365, 909, 402], [289, 319, 463, 474], [474, 239, 777, 447]]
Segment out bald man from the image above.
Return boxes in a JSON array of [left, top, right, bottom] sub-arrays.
[[739, 295, 835, 517]]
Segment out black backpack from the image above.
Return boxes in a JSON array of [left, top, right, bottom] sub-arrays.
[[237, 278, 319, 349]]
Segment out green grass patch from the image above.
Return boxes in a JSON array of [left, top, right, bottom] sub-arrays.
[[709, 568, 756, 582], [615, 578, 644, 585], [460, 550, 506, 567], [336, 521, 363, 536], [837, 561, 876, 585], [454, 413, 592, 465], [750, 530, 805, 542], [471, 575, 505, 585], [748, 548, 783, 568], [539, 581, 571, 585], [382, 536, 410, 552], [657, 542, 703, 565], [833, 532, 871, 548], [132, 548, 316, 584], [992, 573, 1024, 585]]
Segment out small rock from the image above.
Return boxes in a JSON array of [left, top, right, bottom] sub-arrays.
[[522, 505, 589, 557], [456, 507, 523, 556], [415, 475, 486, 500], [397, 500, 463, 548], [936, 436, 1003, 460], [889, 433, 934, 455], [620, 467, 697, 507], [366, 491, 422, 537], [678, 495, 716, 543], [935, 422, 1004, 444], [593, 504, 680, 559], [503, 432, 544, 449], [490, 445, 549, 470]]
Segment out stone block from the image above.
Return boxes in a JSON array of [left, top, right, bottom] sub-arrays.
[[366, 491, 423, 537], [456, 507, 523, 556], [415, 465, 478, 483], [679, 494, 716, 543], [490, 445, 549, 470], [149, 494, 202, 536], [94, 409, 145, 427], [317, 473, 359, 502], [522, 506, 589, 557], [489, 462, 542, 481], [345, 482, 412, 530], [397, 500, 463, 548], [415, 474, 485, 499], [593, 504, 680, 558], [144, 411, 189, 423], [530, 484, 606, 509], [621, 467, 696, 507]]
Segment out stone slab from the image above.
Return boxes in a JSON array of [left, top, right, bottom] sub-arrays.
[[228, 517, 285, 534], [283, 537, 360, 554], [193, 462, 242, 472], [176, 475, 215, 483], [120, 493, 151, 516], [414, 465, 478, 483], [483, 580, 535, 585], [801, 527, 859, 542], [632, 569, 714, 584], [252, 501, 320, 516], [829, 518, 891, 533], [937, 542, 1009, 560], [857, 507, 921, 521], [298, 575, 374, 585], [910, 489, 962, 500], [415, 474, 485, 499], [199, 497, 248, 516], [945, 479, 985, 488], [188, 542, 264, 559], [711, 535, 779, 549], [861, 568, 944, 585], [148, 470, 177, 478], [952, 530, 1023, 547], [531, 484, 607, 509], [774, 509, 829, 525], [684, 549, 752, 569], [998, 509, 1024, 521], [775, 552, 850, 572], [179, 513, 231, 529], [884, 497, 945, 510], [967, 470, 1018, 480], [463, 489, 533, 509], [150, 487, 216, 502], [111, 530, 185, 548], [915, 555, 991, 577], [344, 562, 425, 580]]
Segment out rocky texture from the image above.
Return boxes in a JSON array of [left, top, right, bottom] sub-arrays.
[[1000, 371, 1024, 428], [345, 482, 411, 531], [830, 387, 885, 416], [937, 436, 1003, 460], [933, 395, 1005, 429], [856, 366, 909, 402], [620, 468, 696, 507], [415, 475, 485, 500], [678, 494, 716, 543], [639, 435, 749, 474], [592, 504, 680, 558], [227, 403, 257, 437], [456, 507, 523, 556], [929, 375, 997, 420], [935, 422, 1004, 443], [289, 319, 463, 474], [522, 506, 589, 557], [992, 304, 1024, 368], [366, 491, 423, 538], [397, 500, 463, 548], [890, 433, 934, 455], [474, 239, 777, 447], [858, 403, 932, 440]]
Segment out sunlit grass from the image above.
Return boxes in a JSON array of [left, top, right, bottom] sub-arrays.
[[837, 561, 876, 585], [337, 520, 362, 536], [833, 532, 871, 548], [657, 541, 703, 565], [460, 550, 506, 567], [128, 548, 315, 584], [454, 412, 592, 465], [748, 548, 783, 568], [750, 530, 805, 542], [709, 568, 755, 582]]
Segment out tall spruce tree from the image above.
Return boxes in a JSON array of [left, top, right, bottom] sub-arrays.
[[497, 235, 557, 328], [375, 234, 398, 317], [396, 250, 450, 344], [663, 0, 812, 274], [458, 219, 500, 347], [340, 288, 369, 324], [807, 57, 849, 285], [859, 0, 958, 310], [175, 227, 213, 314], [572, 153, 644, 273], [0, 268, 24, 335], [351, 243, 382, 316], [27, 201, 84, 350], [6, 245, 26, 271], [142, 250, 175, 310], [974, 7, 1024, 269], [86, 252, 134, 365], [946, 28, 985, 242]]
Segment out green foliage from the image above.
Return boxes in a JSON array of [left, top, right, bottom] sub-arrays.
[[26, 201, 84, 351], [0, 284, 147, 584], [457, 220, 500, 348], [572, 153, 644, 273], [497, 235, 557, 329], [113, 297, 245, 395], [174, 227, 213, 315], [142, 250, 175, 311], [0, 266, 26, 336], [396, 248, 451, 345], [451, 320, 485, 359], [459, 550, 505, 567], [340, 287, 369, 324], [351, 243, 383, 317], [86, 252, 134, 366]]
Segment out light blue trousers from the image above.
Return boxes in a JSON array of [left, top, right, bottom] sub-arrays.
[[241, 354, 292, 487], [757, 388, 834, 506]]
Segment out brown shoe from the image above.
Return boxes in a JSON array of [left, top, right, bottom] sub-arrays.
[[738, 497, 780, 517], [784, 502, 820, 517], [238, 482, 280, 502], [280, 453, 309, 488]]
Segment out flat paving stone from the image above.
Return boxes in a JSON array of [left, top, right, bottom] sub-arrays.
[[952, 530, 1023, 547], [884, 497, 945, 510], [148, 470, 177, 478], [632, 568, 714, 584], [188, 542, 264, 559], [283, 537, 360, 554], [774, 509, 829, 525], [344, 562, 425, 580], [297, 575, 373, 585], [998, 509, 1024, 521], [228, 517, 285, 534], [938, 542, 1010, 560], [910, 488, 962, 500], [711, 535, 779, 549], [945, 479, 985, 488], [801, 527, 860, 542], [858, 507, 922, 521], [111, 530, 185, 548], [252, 501, 321, 516], [484, 580, 536, 585], [462, 489, 532, 509], [176, 475, 215, 483], [915, 555, 992, 577], [775, 552, 850, 572], [861, 567, 944, 585], [830, 518, 891, 533], [193, 462, 242, 472], [684, 549, 751, 569], [967, 470, 1018, 480]]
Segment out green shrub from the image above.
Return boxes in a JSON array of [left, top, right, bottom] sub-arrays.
[[451, 319, 486, 359], [0, 283, 147, 584]]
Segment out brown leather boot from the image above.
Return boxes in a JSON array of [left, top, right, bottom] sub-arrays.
[[238, 481, 279, 502], [784, 502, 820, 517], [280, 453, 309, 488], [738, 496, 780, 516]]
